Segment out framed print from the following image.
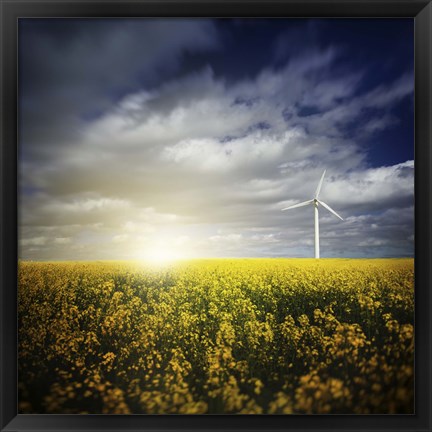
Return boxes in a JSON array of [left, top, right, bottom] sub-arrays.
[[1, 0, 431, 431]]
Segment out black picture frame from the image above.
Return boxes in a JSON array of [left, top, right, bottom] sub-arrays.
[[1, 0, 430, 431]]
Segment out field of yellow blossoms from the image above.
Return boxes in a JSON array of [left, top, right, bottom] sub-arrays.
[[18, 258, 414, 414]]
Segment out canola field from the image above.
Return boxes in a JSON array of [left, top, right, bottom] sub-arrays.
[[18, 258, 414, 414]]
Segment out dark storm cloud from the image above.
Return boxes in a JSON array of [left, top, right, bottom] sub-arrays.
[[19, 19, 219, 160]]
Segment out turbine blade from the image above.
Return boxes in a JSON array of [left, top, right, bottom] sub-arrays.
[[314, 170, 326, 198], [318, 200, 343, 220], [281, 199, 313, 211]]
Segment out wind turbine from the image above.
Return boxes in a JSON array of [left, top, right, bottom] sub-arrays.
[[281, 170, 343, 259]]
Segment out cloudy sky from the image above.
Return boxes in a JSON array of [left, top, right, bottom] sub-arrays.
[[18, 18, 414, 260]]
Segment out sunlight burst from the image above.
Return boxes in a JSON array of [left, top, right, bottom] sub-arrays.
[[145, 246, 179, 263]]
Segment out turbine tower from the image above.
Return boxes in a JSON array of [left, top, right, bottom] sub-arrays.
[[282, 170, 343, 259]]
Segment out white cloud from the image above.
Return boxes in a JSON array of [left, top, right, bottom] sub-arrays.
[[209, 233, 243, 243], [53, 197, 130, 213], [54, 237, 72, 245], [162, 130, 294, 173], [358, 239, 389, 247], [20, 237, 47, 246], [323, 161, 414, 208]]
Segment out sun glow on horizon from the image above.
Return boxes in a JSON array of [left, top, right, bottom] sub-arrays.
[[142, 247, 180, 263], [136, 238, 194, 264]]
